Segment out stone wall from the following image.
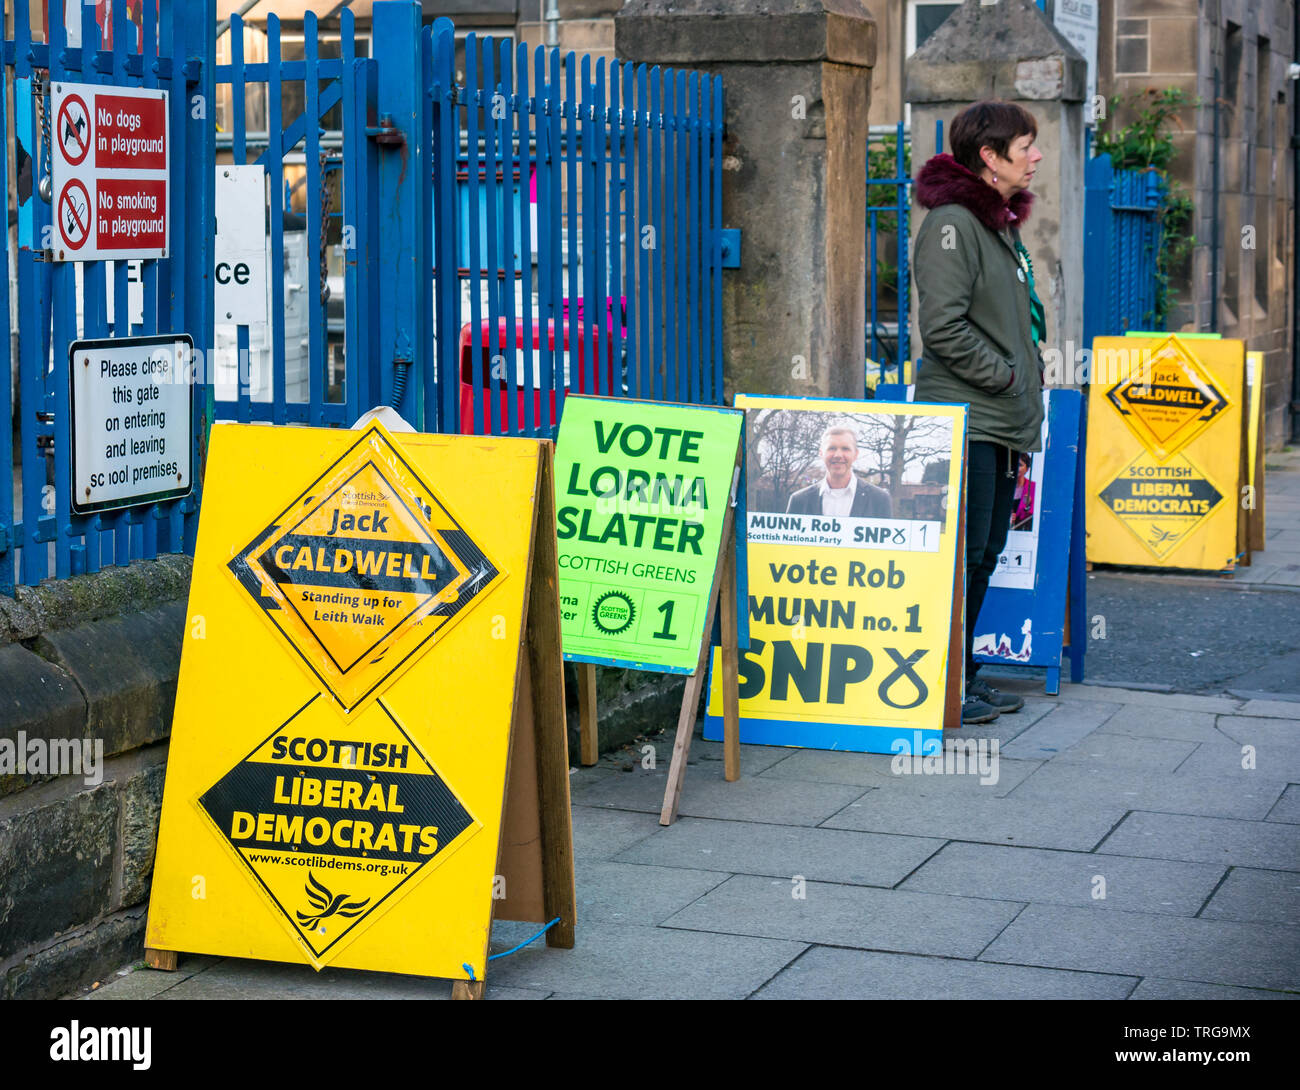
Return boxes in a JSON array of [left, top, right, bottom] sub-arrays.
[[0, 557, 190, 1000]]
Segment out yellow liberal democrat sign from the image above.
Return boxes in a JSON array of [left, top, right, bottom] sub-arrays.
[[147, 421, 566, 981], [228, 425, 503, 713], [1087, 334, 1245, 571]]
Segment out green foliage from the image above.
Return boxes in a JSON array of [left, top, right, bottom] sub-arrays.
[[1093, 88, 1198, 326]]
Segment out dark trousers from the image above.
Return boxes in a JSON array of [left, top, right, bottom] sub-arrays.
[[964, 441, 1018, 682]]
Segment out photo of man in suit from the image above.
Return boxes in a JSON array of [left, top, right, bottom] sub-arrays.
[[786, 426, 893, 518]]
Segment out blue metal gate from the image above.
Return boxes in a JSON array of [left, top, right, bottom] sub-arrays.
[[1082, 139, 1166, 344], [3, 1, 726, 594], [2, 0, 214, 594]]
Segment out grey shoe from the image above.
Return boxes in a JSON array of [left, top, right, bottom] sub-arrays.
[[961, 694, 1001, 725], [968, 676, 1024, 713]]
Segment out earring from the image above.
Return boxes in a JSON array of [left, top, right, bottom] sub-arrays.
[[993, 171, 998, 183]]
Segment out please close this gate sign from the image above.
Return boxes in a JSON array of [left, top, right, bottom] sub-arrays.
[[50, 82, 169, 262]]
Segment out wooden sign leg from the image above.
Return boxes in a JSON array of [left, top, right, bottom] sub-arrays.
[[660, 517, 735, 825], [719, 542, 741, 783], [452, 980, 486, 1001], [143, 948, 177, 971], [578, 663, 599, 766]]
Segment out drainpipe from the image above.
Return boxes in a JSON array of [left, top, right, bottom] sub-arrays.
[[1290, 22, 1300, 440], [1210, 64, 1220, 333], [545, 0, 559, 47]]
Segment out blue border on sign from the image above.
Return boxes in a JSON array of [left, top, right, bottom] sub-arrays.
[[702, 710, 943, 756], [973, 389, 1082, 673]]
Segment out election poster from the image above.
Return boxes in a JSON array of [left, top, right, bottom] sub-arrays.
[[973, 389, 1082, 688], [146, 421, 575, 990], [1086, 334, 1246, 571], [555, 396, 743, 673], [704, 396, 967, 755]]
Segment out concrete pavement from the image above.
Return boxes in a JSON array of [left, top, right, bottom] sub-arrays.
[[77, 453, 1300, 1000]]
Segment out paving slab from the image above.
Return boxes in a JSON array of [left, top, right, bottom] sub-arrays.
[[483, 921, 806, 999], [1239, 699, 1300, 719], [1214, 715, 1300, 750], [1058, 685, 1243, 715], [900, 842, 1224, 916], [687, 739, 802, 775], [1098, 811, 1300, 870], [614, 816, 944, 887], [979, 904, 1300, 992], [152, 957, 545, 1000], [753, 946, 1136, 1000], [1093, 705, 1224, 744], [660, 873, 1024, 958], [572, 860, 728, 925], [1128, 978, 1300, 1000], [1054, 733, 1199, 771], [570, 804, 663, 861], [1199, 867, 1300, 925], [758, 746, 1040, 796], [1175, 738, 1300, 783], [820, 787, 1128, 851], [570, 764, 867, 826], [999, 700, 1123, 760], [82, 956, 221, 1000], [1007, 761, 1286, 821], [1267, 785, 1300, 824]]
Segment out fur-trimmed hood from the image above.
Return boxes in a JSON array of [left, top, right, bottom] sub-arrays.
[[914, 153, 1033, 233]]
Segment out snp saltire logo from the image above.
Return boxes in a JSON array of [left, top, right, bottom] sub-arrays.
[[229, 423, 504, 712], [197, 694, 480, 968]]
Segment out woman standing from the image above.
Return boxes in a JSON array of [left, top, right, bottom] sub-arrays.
[[912, 101, 1047, 725]]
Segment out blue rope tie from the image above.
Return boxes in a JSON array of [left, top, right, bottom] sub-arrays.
[[460, 917, 563, 984], [489, 917, 562, 961]]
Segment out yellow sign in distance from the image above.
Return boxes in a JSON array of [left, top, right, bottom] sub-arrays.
[[1087, 334, 1244, 570], [1103, 335, 1228, 460], [147, 421, 549, 980]]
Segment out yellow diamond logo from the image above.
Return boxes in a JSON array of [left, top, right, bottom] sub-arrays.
[[229, 423, 504, 712], [198, 695, 480, 968], [1105, 335, 1228, 460], [1097, 449, 1224, 560]]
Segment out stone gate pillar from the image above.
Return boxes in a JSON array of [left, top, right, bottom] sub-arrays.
[[616, 0, 877, 399]]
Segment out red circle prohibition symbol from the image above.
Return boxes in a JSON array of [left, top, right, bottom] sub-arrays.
[[58, 179, 92, 251], [57, 94, 91, 166]]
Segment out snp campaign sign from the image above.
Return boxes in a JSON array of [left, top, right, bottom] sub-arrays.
[[555, 397, 743, 672], [51, 82, 168, 262], [706, 396, 966, 755]]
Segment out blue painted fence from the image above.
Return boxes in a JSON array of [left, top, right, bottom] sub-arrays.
[[2, 2, 727, 594], [1, 0, 215, 595], [1082, 133, 1166, 345], [866, 121, 911, 381]]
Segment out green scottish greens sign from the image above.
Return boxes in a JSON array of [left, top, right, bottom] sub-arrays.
[[554, 397, 743, 673]]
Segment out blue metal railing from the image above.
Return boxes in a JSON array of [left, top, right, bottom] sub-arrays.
[[432, 21, 726, 437], [4, 3, 726, 594], [866, 121, 911, 383], [211, 8, 377, 427], [1082, 129, 1166, 344], [2, 0, 214, 595]]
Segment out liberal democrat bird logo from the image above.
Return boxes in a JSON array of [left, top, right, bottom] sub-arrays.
[[1148, 525, 1181, 550], [296, 871, 370, 933]]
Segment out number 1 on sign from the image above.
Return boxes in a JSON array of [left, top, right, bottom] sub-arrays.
[[653, 600, 677, 640]]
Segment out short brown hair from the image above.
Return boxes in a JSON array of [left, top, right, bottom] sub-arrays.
[[948, 101, 1038, 175]]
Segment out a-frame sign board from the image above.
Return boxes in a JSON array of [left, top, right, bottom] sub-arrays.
[[553, 396, 745, 824], [145, 422, 574, 999]]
